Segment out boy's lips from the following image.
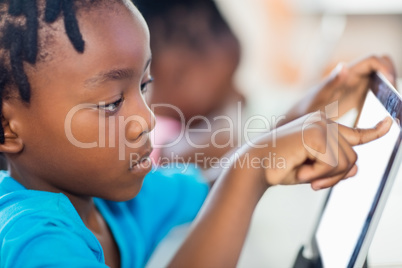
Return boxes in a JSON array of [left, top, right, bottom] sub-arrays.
[[131, 150, 152, 166], [129, 147, 153, 174]]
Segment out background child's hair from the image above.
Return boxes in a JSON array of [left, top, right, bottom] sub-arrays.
[[133, 0, 237, 52]]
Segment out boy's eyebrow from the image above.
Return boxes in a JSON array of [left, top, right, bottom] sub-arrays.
[[84, 58, 152, 88], [85, 68, 134, 88]]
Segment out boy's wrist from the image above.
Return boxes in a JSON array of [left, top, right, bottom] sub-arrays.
[[228, 135, 273, 193]]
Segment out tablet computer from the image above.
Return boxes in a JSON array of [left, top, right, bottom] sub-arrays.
[[295, 72, 402, 268]]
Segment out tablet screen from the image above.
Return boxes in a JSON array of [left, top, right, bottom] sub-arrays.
[[315, 74, 402, 268]]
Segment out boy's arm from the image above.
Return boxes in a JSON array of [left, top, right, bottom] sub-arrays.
[[159, 55, 395, 170], [282, 55, 396, 126], [180, 55, 396, 184], [168, 114, 392, 268], [2, 214, 109, 268]]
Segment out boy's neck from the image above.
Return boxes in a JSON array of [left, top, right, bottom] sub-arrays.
[[68, 194, 100, 230]]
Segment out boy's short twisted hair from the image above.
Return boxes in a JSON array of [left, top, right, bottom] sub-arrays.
[[0, 0, 119, 144]]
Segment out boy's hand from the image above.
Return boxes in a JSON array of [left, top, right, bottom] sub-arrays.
[[286, 55, 396, 123], [170, 114, 392, 268], [170, 56, 395, 268], [259, 113, 392, 190]]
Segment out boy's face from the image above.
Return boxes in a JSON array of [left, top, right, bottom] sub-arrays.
[[5, 2, 154, 201]]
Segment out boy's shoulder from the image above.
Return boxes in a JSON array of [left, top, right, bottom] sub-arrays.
[[0, 170, 93, 239], [0, 171, 81, 226], [0, 171, 106, 266]]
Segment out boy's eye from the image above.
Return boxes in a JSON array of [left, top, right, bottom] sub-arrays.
[[141, 77, 154, 93], [98, 96, 124, 113]]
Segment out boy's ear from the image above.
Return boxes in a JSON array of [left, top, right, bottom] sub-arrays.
[[0, 101, 24, 154]]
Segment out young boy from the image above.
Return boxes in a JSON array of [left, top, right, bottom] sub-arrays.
[[0, 0, 395, 267]]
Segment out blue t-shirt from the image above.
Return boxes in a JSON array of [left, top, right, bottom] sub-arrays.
[[0, 167, 208, 268]]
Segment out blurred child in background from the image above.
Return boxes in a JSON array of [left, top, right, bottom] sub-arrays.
[[135, 0, 244, 168], [135, 0, 396, 173]]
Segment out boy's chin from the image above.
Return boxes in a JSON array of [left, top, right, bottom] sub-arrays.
[[103, 175, 147, 202]]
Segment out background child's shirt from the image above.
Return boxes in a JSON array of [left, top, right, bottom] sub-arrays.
[[0, 167, 208, 268]]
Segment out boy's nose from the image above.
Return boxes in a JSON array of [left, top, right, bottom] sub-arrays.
[[125, 98, 155, 142]]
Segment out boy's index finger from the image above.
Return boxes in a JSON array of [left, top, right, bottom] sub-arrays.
[[339, 117, 393, 146]]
